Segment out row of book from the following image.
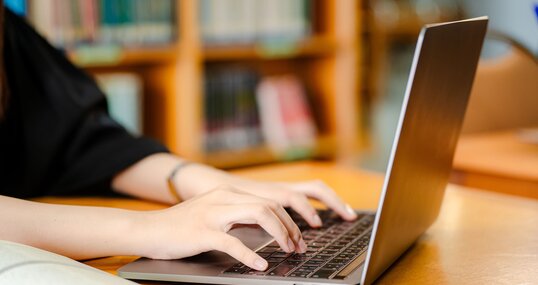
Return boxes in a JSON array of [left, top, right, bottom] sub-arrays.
[[200, 0, 313, 45], [204, 68, 263, 153], [5, 0, 315, 48], [6, 0, 176, 48], [204, 68, 317, 155]]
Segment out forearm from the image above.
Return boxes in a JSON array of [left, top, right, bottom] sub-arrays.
[[112, 153, 232, 203], [0, 195, 141, 260]]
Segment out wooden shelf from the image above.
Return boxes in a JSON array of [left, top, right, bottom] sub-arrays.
[[203, 36, 338, 61], [203, 135, 337, 169], [68, 45, 179, 68]]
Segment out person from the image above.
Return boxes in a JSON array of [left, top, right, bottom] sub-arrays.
[[0, 6, 357, 271]]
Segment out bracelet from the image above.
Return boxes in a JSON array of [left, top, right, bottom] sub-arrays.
[[167, 161, 191, 203]]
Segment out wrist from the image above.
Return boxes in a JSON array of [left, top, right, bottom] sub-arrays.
[[171, 164, 230, 199], [117, 209, 155, 257], [167, 161, 193, 203]]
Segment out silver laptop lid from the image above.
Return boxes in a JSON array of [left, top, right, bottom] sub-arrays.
[[361, 17, 488, 285]]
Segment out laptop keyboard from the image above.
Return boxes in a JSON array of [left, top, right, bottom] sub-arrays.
[[223, 210, 374, 280]]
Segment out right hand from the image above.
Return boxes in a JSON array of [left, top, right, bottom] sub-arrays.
[[134, 186, 307, 271]]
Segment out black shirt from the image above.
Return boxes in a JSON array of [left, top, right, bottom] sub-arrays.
[[0, 10, 168, 198]]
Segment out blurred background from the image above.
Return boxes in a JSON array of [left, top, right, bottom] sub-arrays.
[[5, 0, 537, 197]]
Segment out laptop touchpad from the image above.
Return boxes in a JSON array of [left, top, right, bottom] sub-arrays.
[[228, 225, 273, 250]]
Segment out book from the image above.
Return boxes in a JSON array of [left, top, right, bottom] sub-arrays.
[[256, 75, 317, 157], [0, 240, 135, 284], [95, 73, 143, 136], [203, 67, 263, 152]]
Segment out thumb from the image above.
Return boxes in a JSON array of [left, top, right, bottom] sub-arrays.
[[212, 233, 268, 271]]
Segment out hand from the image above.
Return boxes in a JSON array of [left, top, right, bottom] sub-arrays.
[[172, 164, 358, 227], [221, 178, 358, 228], [134, 186, 307, 271]]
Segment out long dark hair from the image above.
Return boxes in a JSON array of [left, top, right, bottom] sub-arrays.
[[0, 1, 6, 119]]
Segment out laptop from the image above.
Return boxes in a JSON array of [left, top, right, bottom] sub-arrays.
[[118, 17, 488, 285]]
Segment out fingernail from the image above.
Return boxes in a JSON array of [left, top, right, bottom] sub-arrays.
[[346, 204, 357, 218], [254, 258, 267, 271], [287, 238, 295, 252], [313, 214, 322, 227], [299, 238, 307, 253]]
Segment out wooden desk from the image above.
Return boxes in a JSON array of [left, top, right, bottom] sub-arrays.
[[37, 162, 538, 284], [452, 130, 538, 199]]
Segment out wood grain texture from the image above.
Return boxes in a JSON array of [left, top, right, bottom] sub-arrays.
[[37, 162, 538, 284]]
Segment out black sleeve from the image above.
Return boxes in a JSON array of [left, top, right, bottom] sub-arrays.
[[0, 9, 168, 198]]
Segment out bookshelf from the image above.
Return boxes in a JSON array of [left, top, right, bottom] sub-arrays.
[[203, 35, 338, 61], [20, 0, 362, 169], [68, 46, 179, 67]]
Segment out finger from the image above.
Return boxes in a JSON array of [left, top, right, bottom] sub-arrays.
[[288, 193, 323, 228], [213, 233, 268, 271], [291, 181, 357, 221], [219, 203, 295, 253], [263, 198, 306, 253], [221, 190, 305, 250]]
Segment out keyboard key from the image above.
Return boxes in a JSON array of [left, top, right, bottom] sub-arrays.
[[271, 251, 292, 258], [289, 271, 309, 278], [315, 253, 334, 259], [323, 262, 342, 269], [317, 238, 333, 243], [330, 258, 348, 264], [246, 269, 268, 276], [283, 260, 302, 266], [268, 263, 296, 277], [337, 253, 354, 259], [320, 249, 338, 255], [311, 268, 338, 279], [289, 253, 310, 261], [223, 264, 248, 274], [310, 242, 329, 247], [257, 252, 273, 258], [295, 265, 318, 274], [267, 256, 287, 263], [303, 259, 324, 266]]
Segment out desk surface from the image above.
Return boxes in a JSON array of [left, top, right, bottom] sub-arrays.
[[37, 162, 538, 284], [452, 130, 538, 199]]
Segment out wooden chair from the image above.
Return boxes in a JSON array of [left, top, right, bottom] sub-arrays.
[[462, 32, 538, 133]]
